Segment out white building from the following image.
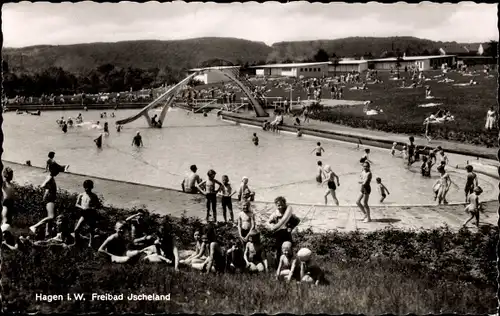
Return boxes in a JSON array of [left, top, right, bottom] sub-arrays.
[[252, 62, 330, 78], [188, 66, 240, 84], [369, 55, 456, 71], [329, 60, 368, 73]]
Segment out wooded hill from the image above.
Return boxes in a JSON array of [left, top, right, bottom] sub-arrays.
[[3, 36, 487, 75]]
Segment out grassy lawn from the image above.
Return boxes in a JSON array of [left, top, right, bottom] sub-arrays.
[[2, 184, 498, 314], [196, 67, 497, 145]]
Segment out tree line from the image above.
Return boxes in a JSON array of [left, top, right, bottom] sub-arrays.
[[2, 63, 188, 98]]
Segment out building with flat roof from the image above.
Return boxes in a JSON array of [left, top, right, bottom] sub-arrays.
[[368, 55, 456, 71], [330, 60, 369, 73], [251, 62, 330, 78], [188, 66, 240, 84]]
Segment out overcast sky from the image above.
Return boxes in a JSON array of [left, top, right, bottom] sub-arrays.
[[3, 1, 498, 48]]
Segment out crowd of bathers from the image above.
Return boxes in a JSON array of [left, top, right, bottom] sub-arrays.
[[1, 153, 327, 285]]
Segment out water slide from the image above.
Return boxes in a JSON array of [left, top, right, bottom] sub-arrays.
[[115, 73, 197, 126], [116, 69, 268, 126]]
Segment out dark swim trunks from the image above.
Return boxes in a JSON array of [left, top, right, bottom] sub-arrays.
[[361, 184, 371, 195], [316, 153, 321, 157], [2, 198, 14, 209], [327, 181, 336, 190]]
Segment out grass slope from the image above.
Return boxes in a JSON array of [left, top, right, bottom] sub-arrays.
[[2, 184, 497, 314]]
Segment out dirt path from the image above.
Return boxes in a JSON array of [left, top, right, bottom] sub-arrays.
[[6, 161, 496, 233]]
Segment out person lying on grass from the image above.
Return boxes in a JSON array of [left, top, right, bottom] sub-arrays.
[[238, 201, 256, 244], [463, 186, 484, 228], [98, 221, 145, 263], [31, 214, 75, 248], [297, 248, 327, 286], [276, 241, 298, 282], [192, 225, 225, 274], [74, 179, 101, 247], [2, 167, 16, 226], [244, 231, 268, 273]]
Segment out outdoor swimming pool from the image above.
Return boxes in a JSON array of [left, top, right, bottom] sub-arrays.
[[3, 108, 497, 206]]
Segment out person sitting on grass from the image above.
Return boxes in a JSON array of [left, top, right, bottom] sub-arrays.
[[297, 248, 326, 285], [276, 241, 298, 282], [237, 176, 255, 202], [125, 210, 156, 249], [192, 225, 225, 274], [463, 186, 483, 228], [2, 223, 22, 251], [32, 214, 75, 248], [237, 201, 256, 244], [142, 221, 180, 270], [187, 232, 211, 269], [225, 240, 246, 274], [74, 179, 101, 247], [98, 221, 144, 263], [30, 163, 60, 238], [267, 196, 300, 263], [179, 228, 203, 265], [2, 167, 16, 226], [244, 231, 268, 273]]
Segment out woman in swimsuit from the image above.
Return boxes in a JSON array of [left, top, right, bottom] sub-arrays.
[[322, 165, 340, 206], [464, 165, 478, 203], [356, 162, 372, 222]]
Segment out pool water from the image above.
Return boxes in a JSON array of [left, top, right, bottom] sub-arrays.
[[2, 108, 497, 205]]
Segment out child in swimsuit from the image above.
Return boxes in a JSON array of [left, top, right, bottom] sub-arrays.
[[360, 148, 371, 164], [30, 163, 60, 238], [464, 165, 478, 203], [237, 201, 255, 243], [74, 179, 102, 247], [311, 142, 325, 157], [376, 177, 390, 203], [463, 186, 483, 227], [391, 142, 397, 156], [219, 175, 235, 222], [197, 169, 223, 222], [276, 241, 298, 282], [316, 161, 324, 184], [322, 165, 340, 206], [434, 165, 451, 205], [244, 231, 268, 273], [2, 167, 16, 225], [356, 162, 372, 222]]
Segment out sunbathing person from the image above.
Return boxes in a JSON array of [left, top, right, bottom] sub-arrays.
[[179, 228, 203, 265], [32, 215, 75, 248], [2, 224, 22, 251], [98, 221, 144, 263], [142, 222, 180, 270], [192, 225, 225, 274]]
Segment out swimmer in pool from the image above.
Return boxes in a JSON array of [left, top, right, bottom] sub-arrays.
[[376, 177, 390, 203], [252, 133, 259, 146], [116, 125, 122, 132], [103, 122, 109, 135], [391, 142, 397, 156], [132, 132, 143, 147], [311, 142, 325, 157], [297, 128, 303, 137], [316, 161, 324, 184], [94, 134, 103, 149]]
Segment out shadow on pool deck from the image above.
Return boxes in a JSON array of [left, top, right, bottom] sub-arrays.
[[4, 161, 497, 233]]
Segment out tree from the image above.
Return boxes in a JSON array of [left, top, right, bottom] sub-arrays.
[[421, 49, 431, 56], [313, 49, 330, 62], [485, 40, 498, 58]]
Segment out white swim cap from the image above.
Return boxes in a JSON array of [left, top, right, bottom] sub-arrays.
[[393, 142, 397, 146], [1, 223, 12, 232], [242, 176, 248, 181], [324, 165, 332, 172], [282, 241, 292, 250], [297, 248, 312, 262]]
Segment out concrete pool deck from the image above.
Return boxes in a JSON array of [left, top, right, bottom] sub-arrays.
[[4, 161, 497, 233]]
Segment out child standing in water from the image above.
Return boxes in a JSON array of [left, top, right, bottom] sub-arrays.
[[464, 165, 478, 203], [322, 165, 340, 206], [2, 167, 16, 225], [356, 162, 372, 222], [197, 169, 223, 222], [219, 175, 235, 223], [359, 148, 371, 164], [391, 142, 397, 156], [311, 142, 325, 157], [463, 186, 483, 227], [30, 163, 60, 237], [94, 134, 103, 149], [376, 177, 390, 203], [252, 133, 259, 146], [316, 161, 324, 184], [434, 165, 451, 205]]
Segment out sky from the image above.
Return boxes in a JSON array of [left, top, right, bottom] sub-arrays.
[[3, 1, 498, 48]]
